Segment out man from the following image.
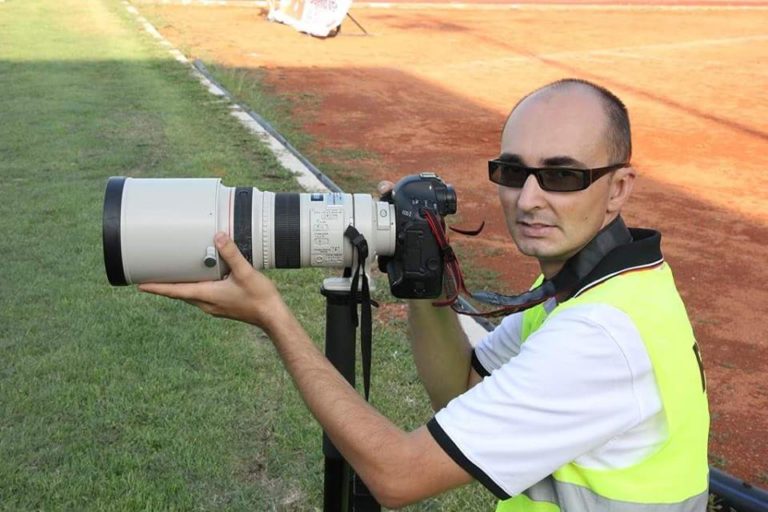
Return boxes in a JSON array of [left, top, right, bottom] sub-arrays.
[[141, 78, 710, 510]]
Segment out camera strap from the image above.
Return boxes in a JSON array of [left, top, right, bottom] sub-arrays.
[[423, 210, 632, 317], [344, 225, 376, 401]]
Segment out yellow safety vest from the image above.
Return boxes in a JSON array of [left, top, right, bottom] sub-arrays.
[[497, 262, 709, 511]]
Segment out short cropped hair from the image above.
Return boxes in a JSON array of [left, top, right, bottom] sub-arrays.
[[512, 78, 632, 163]]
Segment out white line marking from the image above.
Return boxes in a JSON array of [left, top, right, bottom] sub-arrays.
[[123, 1, 333, 186], [354, 1, 768, 10], [132, 0, 269, 5], [594, 33, 768, 53], [450, 33, 768, 69], [528, 51, 768, 77], [228, 110, 327, 191], [131, 0, 768, 10]]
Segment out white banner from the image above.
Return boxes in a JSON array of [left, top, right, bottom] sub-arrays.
[[268, 0, 353, 38]]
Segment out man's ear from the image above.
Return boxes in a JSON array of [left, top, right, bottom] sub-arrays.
[[607, 166, 636, 214]]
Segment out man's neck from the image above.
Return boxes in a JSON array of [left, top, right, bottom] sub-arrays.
[[539, 215, 624, 279], [540, 260, 565, 280]]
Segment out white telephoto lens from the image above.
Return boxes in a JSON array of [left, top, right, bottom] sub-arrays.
[[103, 177, 396, 285]]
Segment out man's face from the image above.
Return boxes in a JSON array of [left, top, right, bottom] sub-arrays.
[[497, 88, 617, 274]]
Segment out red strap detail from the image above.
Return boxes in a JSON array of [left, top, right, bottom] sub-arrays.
[[421, 209, 550, 318]]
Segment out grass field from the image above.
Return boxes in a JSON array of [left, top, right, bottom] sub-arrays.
[[0, 0, 497, 509]]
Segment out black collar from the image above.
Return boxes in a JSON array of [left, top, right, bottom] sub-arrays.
[[567, 228, 663, 300], [469, 217, 664, 314]]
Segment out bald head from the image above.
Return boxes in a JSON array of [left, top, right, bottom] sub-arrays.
[[496, 80, 637, 277], [509, 79, 632, 164]]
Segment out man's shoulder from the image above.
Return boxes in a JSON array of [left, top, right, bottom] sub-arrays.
[[541, 301, 642, 342], [562, 262, 686, 325]]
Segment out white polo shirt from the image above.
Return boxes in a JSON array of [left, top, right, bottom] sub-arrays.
[[428, 298, 667, 499]]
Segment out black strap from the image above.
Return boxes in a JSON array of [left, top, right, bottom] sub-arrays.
[[344, 225, 375, 401], [470, 216, 632, 310]]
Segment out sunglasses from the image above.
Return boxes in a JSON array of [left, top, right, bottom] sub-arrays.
[[488, 159, 628, 192]]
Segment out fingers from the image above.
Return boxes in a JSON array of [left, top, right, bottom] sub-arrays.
[[139, 282, 209, 301], [214, 232, 252, 277]]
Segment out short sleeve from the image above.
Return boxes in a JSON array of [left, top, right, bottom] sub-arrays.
[[429, 304, 659, 499], [471, 311, 525, 376]]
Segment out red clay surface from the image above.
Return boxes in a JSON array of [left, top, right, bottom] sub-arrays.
[[138, 0, 768, 484]]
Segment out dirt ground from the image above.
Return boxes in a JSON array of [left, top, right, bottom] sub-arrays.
[[136, 0, 767, 483]]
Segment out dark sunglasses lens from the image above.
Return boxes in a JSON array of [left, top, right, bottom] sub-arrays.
[[539, 169, 586, 192], [489, 163, 527, 187]]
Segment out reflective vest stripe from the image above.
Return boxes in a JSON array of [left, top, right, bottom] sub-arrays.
[[498, 478, 709, 511]]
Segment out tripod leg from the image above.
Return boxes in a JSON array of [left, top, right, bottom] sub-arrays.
[[353, 474, 380, 511], [324, 444, 352, 511], [320, 283, 380, 511], [322, 288, 357, 511]]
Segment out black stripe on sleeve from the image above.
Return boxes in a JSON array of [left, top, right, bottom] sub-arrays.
[[427, 418, 510, 500], [471, 350, 491, 377]]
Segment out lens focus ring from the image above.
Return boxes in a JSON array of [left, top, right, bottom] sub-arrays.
[[234, 187, 254, 265], [274, 193, 300, 268]]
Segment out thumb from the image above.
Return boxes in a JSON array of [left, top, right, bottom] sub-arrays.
[[377, 180, 394, 195], [214, 232, 251, 276]]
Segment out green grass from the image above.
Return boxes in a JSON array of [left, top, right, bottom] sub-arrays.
[[201, 63, 383, 194], [0, 0, 492, 509]]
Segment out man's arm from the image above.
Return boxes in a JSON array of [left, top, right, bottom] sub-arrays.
[[140, 233, 474, 508], [375, 180, 481, 411], [407, 299, 483, 411], [264, 303, 473, 508]]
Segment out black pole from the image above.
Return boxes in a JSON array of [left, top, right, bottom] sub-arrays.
[[321, 283, 380, 512], [322, 286, 356, 511]]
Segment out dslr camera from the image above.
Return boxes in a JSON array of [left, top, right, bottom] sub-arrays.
[[103, 173, 456, 299]]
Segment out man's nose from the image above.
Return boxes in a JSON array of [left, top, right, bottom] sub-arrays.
[[516, 174, 546, 211]]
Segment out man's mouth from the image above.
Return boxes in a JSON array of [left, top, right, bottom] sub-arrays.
[[517, 221, 556, 237]]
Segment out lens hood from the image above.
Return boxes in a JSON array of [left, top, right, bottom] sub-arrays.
[[103, 176, 127, 286]]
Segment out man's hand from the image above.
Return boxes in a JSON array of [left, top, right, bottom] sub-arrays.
[[139, 233, 287, 331], [377, 180, 394, 199]]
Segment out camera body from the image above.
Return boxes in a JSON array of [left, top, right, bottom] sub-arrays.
[[381, 173, 457, 299]]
